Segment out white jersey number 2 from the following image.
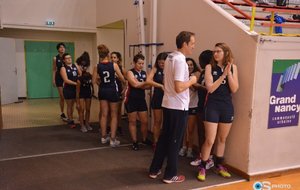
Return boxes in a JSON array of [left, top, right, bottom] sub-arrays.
[[103, 71, 110, 83]]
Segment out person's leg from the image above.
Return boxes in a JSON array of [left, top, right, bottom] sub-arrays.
[[164, 110, 188, 179], [78, 99, 86, 132], [128, 112, 138, 142], [152, 109, 163, 144], [100, 100, 109, 142], [109, 102, 119, 140], [149, 108, 171, 174], [186, 114, 197, 157], [85, 98, 92, 130], [117, 101, 123, 134], [57, 87, 65, 114], [197, 121, 218, 181], [138, 111, 148, 142]]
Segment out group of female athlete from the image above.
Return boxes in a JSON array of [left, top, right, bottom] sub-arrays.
[[52, 41, 239, 182]]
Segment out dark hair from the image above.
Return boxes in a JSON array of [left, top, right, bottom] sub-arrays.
[[133, 53, 145, 63], [176, 31, 195, 49], [62, 53, 71, 63], [76, 51, 90, 67], [186, 57, 199, 73], [210, 43, 234, 69], [199, 50, 213, 69], [56, 42, 66, 50], [154, 52, 168, 69], [111, 51, 122, 64], [97, 44, 110, 59]]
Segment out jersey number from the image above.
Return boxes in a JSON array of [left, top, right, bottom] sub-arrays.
[[103, 71, 110, 83]]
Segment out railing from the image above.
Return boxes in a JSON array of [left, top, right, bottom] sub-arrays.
[[261, 7, 300, 35], [213, 0, 300, 36]]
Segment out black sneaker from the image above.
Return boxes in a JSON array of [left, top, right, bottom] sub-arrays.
[[132, 142, 139, 151], [68, 120, 76, 129], [142, 138, 153, 146], [60, 113, 68, 122]]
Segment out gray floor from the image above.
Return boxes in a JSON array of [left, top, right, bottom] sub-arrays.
[[0, 122, 244, 190]]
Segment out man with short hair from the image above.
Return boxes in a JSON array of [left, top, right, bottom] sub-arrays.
[[149, 31, 198, 184]]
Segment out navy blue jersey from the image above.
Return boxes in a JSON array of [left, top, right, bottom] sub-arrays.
[[125, 69, 147, 102], [55, 54, 64, 74], [153, 67, 164, 97], [115, 64, 123, 94], [64, 64, 79, 89], [97, 62, 118, 90], [207, 65, 231, 102], [78, 71, 92, 97]]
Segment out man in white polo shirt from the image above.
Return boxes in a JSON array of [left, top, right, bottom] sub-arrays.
[[149, 31, 198, 184]]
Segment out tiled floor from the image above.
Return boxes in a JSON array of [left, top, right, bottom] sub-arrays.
[[1, 98, 100, 129]]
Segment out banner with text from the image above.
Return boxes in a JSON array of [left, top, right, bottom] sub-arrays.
[[268, 59, 300, 129]]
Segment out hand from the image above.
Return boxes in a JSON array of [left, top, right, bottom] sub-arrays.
[[189, 75, 197, 84], [223, 63, 232, 76]]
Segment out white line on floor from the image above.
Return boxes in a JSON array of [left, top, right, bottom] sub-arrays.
[[0, 143, 132, 162], [189, 179, 247, 190]]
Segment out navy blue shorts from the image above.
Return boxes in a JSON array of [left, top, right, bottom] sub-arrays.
[[63, 87, 76, 100], [151, 94, 163, 109], [98, 88, 119, 102], [55, 72, 64, 87], [125, 98, 148, 113], [188, 107, 198, 115], [203, 101, 234, 123]]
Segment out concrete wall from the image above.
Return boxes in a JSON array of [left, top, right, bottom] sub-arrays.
[[249, 36, 300, 175]]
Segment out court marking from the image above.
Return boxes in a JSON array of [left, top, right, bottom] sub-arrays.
[[190, 179, 247, 190], [0, 143, 132, 162]]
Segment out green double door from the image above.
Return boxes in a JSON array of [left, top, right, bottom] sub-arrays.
[[25, 41, 74, 99]]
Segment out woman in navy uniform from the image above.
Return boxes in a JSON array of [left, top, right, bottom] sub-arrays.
[[124, 53, 152, 151], [111, 51, 127, 135], [197, 43, 239, 181], [146, 52, 168, 150], [76, 52, 93, 133], [92, 44, 125, 147], [52, 42, 67, 121], [60, 53, 81, 129]]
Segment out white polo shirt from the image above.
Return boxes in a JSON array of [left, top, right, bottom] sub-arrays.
[[162, 51, 190, 111]]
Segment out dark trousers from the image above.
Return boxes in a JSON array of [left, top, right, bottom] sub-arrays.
[[149, 108, 188, 179]]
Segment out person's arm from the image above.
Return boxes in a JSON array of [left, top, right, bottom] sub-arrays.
[[60, 67, 77, 86], [52, 57, 56, 87], [92, 65, 100, 86], [205, 64, 227, 94], [174, 76, 197, 93], [146, 67, 164, 90], [75, 64, 82, 77], [114, 63, 126, 83], [226, 64, 239, 93], [127, 70, 147, 88], [76, 79, 81, 99]]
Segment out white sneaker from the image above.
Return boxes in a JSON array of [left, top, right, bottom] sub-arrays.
[[190, 158, 202, 166], [86, 124, 93, 131], [179, 147, 187, 156], [186, 149, 193, 158], [110, 139, 120, 147], [101, 136, 110, 144], [80, 126, 88, 133], [206, 157, 214, 169]]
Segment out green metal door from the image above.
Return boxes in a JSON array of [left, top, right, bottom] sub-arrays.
[[25, 41, 74, 99]]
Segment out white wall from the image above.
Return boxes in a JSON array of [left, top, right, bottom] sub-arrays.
[[1, 0, 96, 33], [0, 37, 18, 104], [249, 36, 300, 175]]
